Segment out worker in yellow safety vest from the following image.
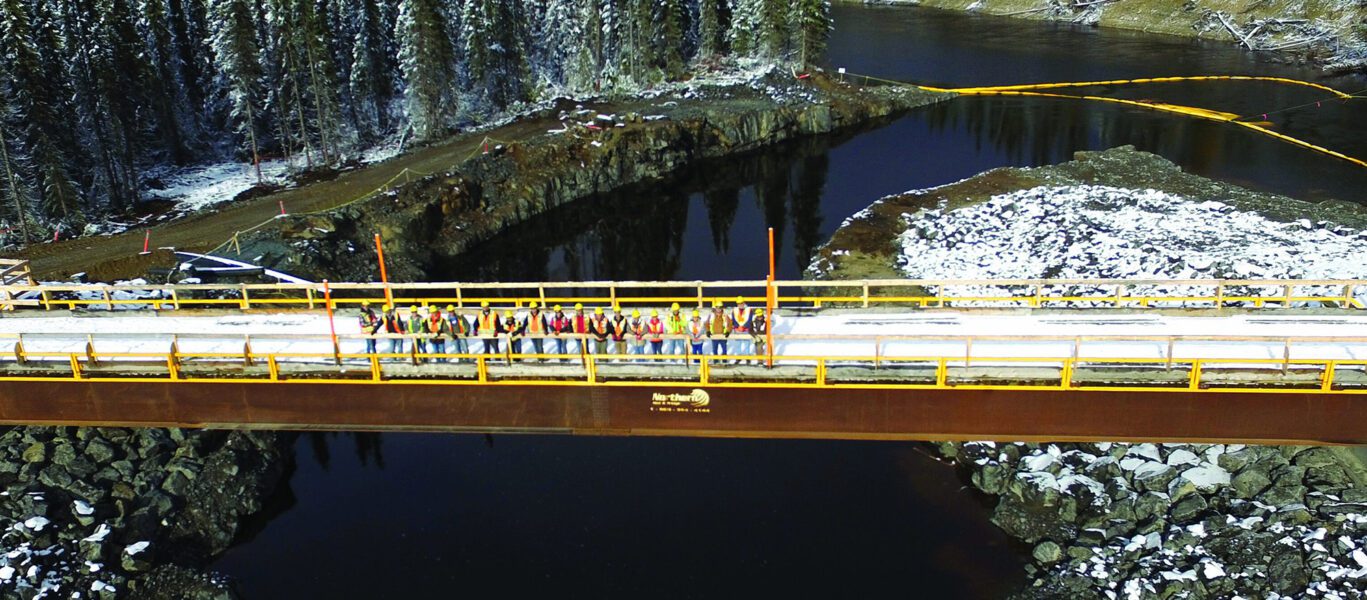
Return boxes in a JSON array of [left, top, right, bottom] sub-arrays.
[[503, 310, 524, 356], [476, 301, 502, 354], [665, 303, 686, 361], [428, 306, 452, 361], [406, 306, 429, 362]]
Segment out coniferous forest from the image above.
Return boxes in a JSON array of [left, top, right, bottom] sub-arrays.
[[0, 0, 831, 243]]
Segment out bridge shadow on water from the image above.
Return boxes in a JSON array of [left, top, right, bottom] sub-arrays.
[[217, 433, 1025, 598]]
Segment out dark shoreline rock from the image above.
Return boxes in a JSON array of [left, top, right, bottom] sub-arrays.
[[0, 427, 290, 598]]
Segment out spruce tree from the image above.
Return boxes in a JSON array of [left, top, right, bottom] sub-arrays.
[[395, 0, 455, 139], [697, 0, 724, 58], [1, 0, 82, 222], [349, 0, 394, 139], [142, 0, 192, 163], [792, 0, 830, 67], [210, 0, 265, 181], [0, 81, 36, 243], [462, 0, 528, 109], [540, 0, 591, 91], [650, 0, 685, 78]]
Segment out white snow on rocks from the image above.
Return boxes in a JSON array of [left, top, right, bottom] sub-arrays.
[[896, 185, 1367, 305]]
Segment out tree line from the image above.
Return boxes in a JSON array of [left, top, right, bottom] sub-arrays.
[[0, 0, 831, 244]]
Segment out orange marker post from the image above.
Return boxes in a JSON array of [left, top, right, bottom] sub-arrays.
[[374, 233, 392, 304], [324, 279, 340, 364], [766, 227, 775, 369]]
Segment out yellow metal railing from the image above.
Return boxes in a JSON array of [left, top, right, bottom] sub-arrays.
[[2, 278, 1364, 311], [4, 331, 1364, 394]]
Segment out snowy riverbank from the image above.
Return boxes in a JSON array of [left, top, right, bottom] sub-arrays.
[[811, 146, 1367, 599]]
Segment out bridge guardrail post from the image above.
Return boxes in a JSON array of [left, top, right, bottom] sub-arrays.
[[369, 354, 381, 381], [935, 358, 947, 387], [477, 356, 487, 383], [13, 336, 26, 367], [1321, 361, 1336, 391], [69, 354, 81, 379], [86, 336, 98, 368], [1188, 360, 1202, 390], [815, 359, 825, 386]]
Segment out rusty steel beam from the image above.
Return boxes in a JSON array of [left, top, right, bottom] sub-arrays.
[[0, 380, 1362, 445]]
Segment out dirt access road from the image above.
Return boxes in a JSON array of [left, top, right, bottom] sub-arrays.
[[10, 110, 574, 281]]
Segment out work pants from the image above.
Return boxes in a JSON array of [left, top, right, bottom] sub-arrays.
[[389, 338, 405, 356], [650, 340, 664, 356], [594, 339, 609, 355], [668, 339, 686, 361], [711, 339, 727, 356], [431, 339, 446, 362], [482, 337, 500, 354], [691, 342, 704, 364], [453, 338, 468, 361], [529, 338, 544, 359], [365, 338, 378, 354]]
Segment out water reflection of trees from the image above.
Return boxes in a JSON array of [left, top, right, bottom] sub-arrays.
[[443, 127, 843, 282], [920, 96, 1366, 201], [306, 432, 386, 470]]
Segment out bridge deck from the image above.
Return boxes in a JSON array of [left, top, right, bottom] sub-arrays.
[[0, 307, 1364, 443]]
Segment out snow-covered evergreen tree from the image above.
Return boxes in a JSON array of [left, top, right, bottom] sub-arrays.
[[539, 0, 593, 91], [792, 0, 830, 67], [697, 0, 724, 58], [209, 0, 265, 180], [461, 0, 528, 110], [0, 78, 38, 243], [395, 0, 455, 139], [349, 0, 394, 139]]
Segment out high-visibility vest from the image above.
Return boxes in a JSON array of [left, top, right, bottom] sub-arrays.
[[551, 314, 571, 333], [526, 313, 545, 335], [407, 315, 427, 334], [477, 311, 499, 334], [629, 319, 645, 340], [646, 318, 664, 342], [589, 316, 610, 337], [610, 318, 627, 340], [731, 307, 751, 332], [666, 312, 685, 334], [450, 314, 469, 335], [707, 313, 729, 335], [688, 321, 706, 341], [429, 313, 451, 337], [384, 312, 402, 333], [573, 314, 590, 334]]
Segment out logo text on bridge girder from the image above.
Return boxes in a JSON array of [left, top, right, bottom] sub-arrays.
[[650, 389, 711, 413]]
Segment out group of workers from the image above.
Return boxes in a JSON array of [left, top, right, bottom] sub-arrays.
[[356, 298, 771, 362]]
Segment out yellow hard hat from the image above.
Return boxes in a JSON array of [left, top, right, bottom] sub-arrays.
[[712, 300, 722, 308], [446, 305, 456, 311], [361, 301, 370, 307], [481, 301, 490, 308], [671, 302, 680, 311], [757, 308, 765, 314], [632, 310, 640, 318], [736, 296, 745, 303], [594, 307, 604, 315], [529, 302, 539, 309], [692, 310, 701, 317], [575, 303, 584, 310], [554, 304, 562, 311], [384, 304, 394, 311], [504, 310, 513, 317], [409, 305, 419, 311]]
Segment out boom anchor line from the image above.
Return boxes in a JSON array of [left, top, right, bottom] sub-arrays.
[[851, 71, 1367, 170]]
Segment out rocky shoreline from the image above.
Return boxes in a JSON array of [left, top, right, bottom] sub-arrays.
[[242, 69, 948, 281], [811, 146, 1367, 598], [846, 0, 1367, 72], [0, 428, 289, 598]]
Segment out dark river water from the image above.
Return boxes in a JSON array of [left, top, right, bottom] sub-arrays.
[[213, 5, 1367, 597]]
